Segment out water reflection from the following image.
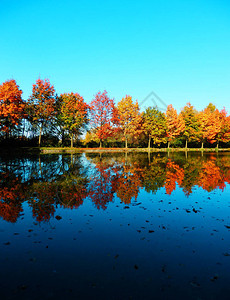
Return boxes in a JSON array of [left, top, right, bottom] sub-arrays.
[[0, 152, 230, 223]]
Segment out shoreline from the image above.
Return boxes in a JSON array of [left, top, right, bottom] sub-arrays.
[[41, 147, 230, 154], [1, 147, 230, 154]]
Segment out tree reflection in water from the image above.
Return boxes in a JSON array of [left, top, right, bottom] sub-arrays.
[[0, 152, 230, 222]]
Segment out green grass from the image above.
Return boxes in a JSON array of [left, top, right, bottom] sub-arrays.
[[1, 146, 230, 155], [38, 147, 230, 154]]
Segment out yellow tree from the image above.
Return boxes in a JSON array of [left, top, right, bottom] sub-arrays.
[[117, 95, 142, 148]]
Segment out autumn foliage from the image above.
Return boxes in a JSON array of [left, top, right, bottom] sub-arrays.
[[0, 79, 26, 136], [58, 92, 88, 147], [0, 77, 230, 149], [90, 91, 118, 147], [27, 78, 56, 146], [117, 95, 142, 148]]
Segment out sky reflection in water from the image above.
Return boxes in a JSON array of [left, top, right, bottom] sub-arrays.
[[0, 152, 230, 299]]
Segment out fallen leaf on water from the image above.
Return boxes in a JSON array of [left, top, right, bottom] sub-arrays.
[[190, 281, 200, 288], [210, 275, 218, 282]]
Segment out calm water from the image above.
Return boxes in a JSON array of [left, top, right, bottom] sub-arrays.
[[0, 151, 230, 300]]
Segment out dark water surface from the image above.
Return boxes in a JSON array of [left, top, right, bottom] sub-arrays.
[[0, 151, 230, 299]]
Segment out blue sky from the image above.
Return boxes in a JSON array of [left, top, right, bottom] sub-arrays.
[[1, 0, 230, 112]]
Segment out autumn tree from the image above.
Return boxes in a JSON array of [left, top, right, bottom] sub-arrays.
[[165, 104, 185, 148], [90, 90, 118, 148], [180, 102, 199, 149], [117, 95, 142, 148], [0, 79, 26, 138], [27, 78, 56, 147], [197, 103, 216, 148], [143, 107, 167, 150], [212, 108, 230, 148], [57, 93, 89, 147], [198, 105, 230, 149]]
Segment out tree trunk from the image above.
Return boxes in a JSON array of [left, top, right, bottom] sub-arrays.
[[148, 136, 151, 151], [71, 134, 73, 148], [99, 140, 102, 148], [38, 124, 42, 147], [168, 141, 170, 149], [62, 130, 65, 146], [125, 137, 128, 149], [201, 141, 204, 149], [185, 139, 188, 149], [216, 140, 219, 150]]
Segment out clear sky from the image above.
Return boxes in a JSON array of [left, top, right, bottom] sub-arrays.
[[1, 0, 230, 113]]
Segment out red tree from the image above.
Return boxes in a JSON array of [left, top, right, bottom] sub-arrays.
[[90, 91, 118, 147], [28, 78, 56, 146], [0, 79, 26, 138]]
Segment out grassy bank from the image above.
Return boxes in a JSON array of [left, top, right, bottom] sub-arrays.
[[1, 146, 230, 155], [39, 147, 230, 154]]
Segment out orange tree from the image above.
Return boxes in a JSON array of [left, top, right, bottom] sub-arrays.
[[117, 95, 142, 148], [0, 79, 26, 139], [213, 108, 230, 148], [27, 78, 56, 147], [165, 104, 185, 148], [90, 90, 118, 148], [197, 103, 214, 148], [200, 106, 230, 148], [57, 92, 89, 147]]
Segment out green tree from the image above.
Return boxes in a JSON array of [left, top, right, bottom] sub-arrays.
[[143, 107, 167, 150], [58, 93, 89, 147], [180, 102, 199, 148]]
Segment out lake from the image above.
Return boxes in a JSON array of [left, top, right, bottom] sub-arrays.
[[0, 151, 230, 299]]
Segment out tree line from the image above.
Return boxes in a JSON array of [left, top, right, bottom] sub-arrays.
[[0, 78, 230, 148]]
